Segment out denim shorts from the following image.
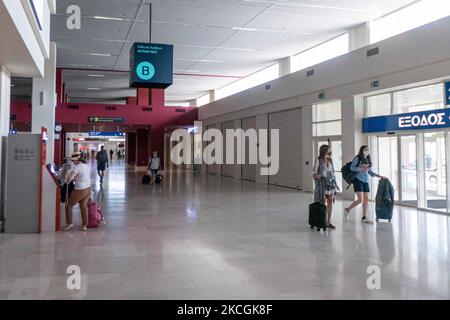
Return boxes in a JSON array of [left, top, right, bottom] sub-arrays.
[[150, 170, 159, 177], [353, 179, 370, 193]]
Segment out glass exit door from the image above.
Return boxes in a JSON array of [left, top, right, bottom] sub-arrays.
[[424, 132, 447, 212], [314, 137, 343, 191], [400, 135, 418, 206]]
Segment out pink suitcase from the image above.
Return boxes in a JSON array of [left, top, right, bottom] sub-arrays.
[[87, 201, 104, 228]]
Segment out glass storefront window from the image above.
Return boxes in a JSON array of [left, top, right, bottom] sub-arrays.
[[366, 93, 391, 117], [394, 83, 444, 114]]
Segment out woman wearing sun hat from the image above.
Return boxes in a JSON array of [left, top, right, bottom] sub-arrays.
[[64, 152, 91, 232]]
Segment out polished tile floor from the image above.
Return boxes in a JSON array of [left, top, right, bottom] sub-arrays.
[[0, 162, 449, 300]]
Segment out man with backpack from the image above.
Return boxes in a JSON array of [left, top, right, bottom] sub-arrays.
[[96, 146, 109, 184]]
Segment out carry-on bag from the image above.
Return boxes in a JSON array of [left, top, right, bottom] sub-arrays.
[[142, 174, 151, 185], [87, 201, 104, 228], [309, 202, 327, 232], [376, 179, 395, 222]]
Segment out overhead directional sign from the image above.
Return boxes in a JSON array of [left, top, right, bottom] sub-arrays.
[[88, 117, 125, 124], [130, 42, 173, 89], [363, 108, 450, 133], [89, 132, 125, 137]]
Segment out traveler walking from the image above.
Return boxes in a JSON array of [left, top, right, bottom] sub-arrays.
[[148, 151, 161, 183], [344, 145, 386, 224], [313, 145, 339, 230], [109, 149, 114, 161], [96, 146, 109, 184], [64, 152, 91, 232]]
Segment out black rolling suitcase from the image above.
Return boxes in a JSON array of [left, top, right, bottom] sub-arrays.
[[142, 174, 151, 185], [309, 202, 327, 232]]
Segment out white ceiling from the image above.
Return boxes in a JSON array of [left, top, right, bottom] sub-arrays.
[[49, 0, 416, 105]]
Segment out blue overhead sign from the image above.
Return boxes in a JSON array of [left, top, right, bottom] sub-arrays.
[[445, 81, 450, 106], [89, 132, 125, 137], [363, 108, 450, 133]]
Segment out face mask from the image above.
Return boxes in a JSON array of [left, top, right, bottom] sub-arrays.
[[364, 151, 370, 157]]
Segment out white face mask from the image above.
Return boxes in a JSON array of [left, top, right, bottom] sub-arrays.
[[364, 151, 370, 157]]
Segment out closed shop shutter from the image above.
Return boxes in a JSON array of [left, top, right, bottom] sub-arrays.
[[268, 108, 303, 189], [241, 117, 257, 182], [206, 124, 221, 176], [222, 120, 236, 178]]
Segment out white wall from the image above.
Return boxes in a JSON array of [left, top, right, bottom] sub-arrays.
[[0, 0, 55, 77], [199, 16, 450, 124], [199, 16, 450, 191]]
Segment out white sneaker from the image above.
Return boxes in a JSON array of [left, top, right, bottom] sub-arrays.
[[79, 225, 88, 232], [63, 224, 74, 231], [362, 217, 374, 224], [344, 208, 350, 221]]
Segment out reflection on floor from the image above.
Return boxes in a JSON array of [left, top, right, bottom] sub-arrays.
[[0, 163, 449, 300]]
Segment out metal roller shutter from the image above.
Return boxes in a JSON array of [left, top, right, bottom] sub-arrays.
[[222, 120, 236, 178], [268, 108, 303, 189], [241, 117, 257, 182]]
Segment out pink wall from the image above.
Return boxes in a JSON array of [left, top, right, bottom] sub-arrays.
[[11, 92, 198, 168], [11, 68, 199, 167]]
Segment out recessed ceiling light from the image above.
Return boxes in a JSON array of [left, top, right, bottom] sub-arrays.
[[93, 16, 125, 21], [174, 58, 224, 63], [88, 74, 105, 78], [79, 53, 112, 57], [10, 84, 15, 87], [87, 88, 101, 90]]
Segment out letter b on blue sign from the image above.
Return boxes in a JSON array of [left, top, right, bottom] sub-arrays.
[[137, 62, 155, 81]]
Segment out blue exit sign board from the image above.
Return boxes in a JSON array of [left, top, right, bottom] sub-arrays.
[[130, 43, 173, 89]]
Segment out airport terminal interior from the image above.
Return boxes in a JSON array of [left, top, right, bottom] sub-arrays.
[[1, 0, 450, 300]]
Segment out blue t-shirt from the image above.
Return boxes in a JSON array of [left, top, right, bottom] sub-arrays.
[[350, 156, 379, 183]]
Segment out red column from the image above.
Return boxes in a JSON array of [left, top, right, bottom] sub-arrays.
[[151, 89, 164, 109], [137, 88, 150, 106], [126, 132, 137, 165], [136, 129, 149, 167], [54, 136, 62, 166], [127, 96, 137, 105], [56, 68, 63, 105], [150, 128, 165, 169]]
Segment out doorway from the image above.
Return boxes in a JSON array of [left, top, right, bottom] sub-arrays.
[[369, 131, 449, 214], [313, 137, 343, 191]]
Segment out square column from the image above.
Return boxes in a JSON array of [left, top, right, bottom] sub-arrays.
[[342, 96, 368, 200], [136, 129, 150, 168], [256, 113, 268, 184], [349, 22, 371, 51], [279, 56, 292, 78], [32, 43, 57, 164], [0, 65, 11, 136], [0, 65, 11, 221]]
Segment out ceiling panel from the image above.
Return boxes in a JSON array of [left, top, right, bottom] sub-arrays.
[[49, 0, 416, 104]]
